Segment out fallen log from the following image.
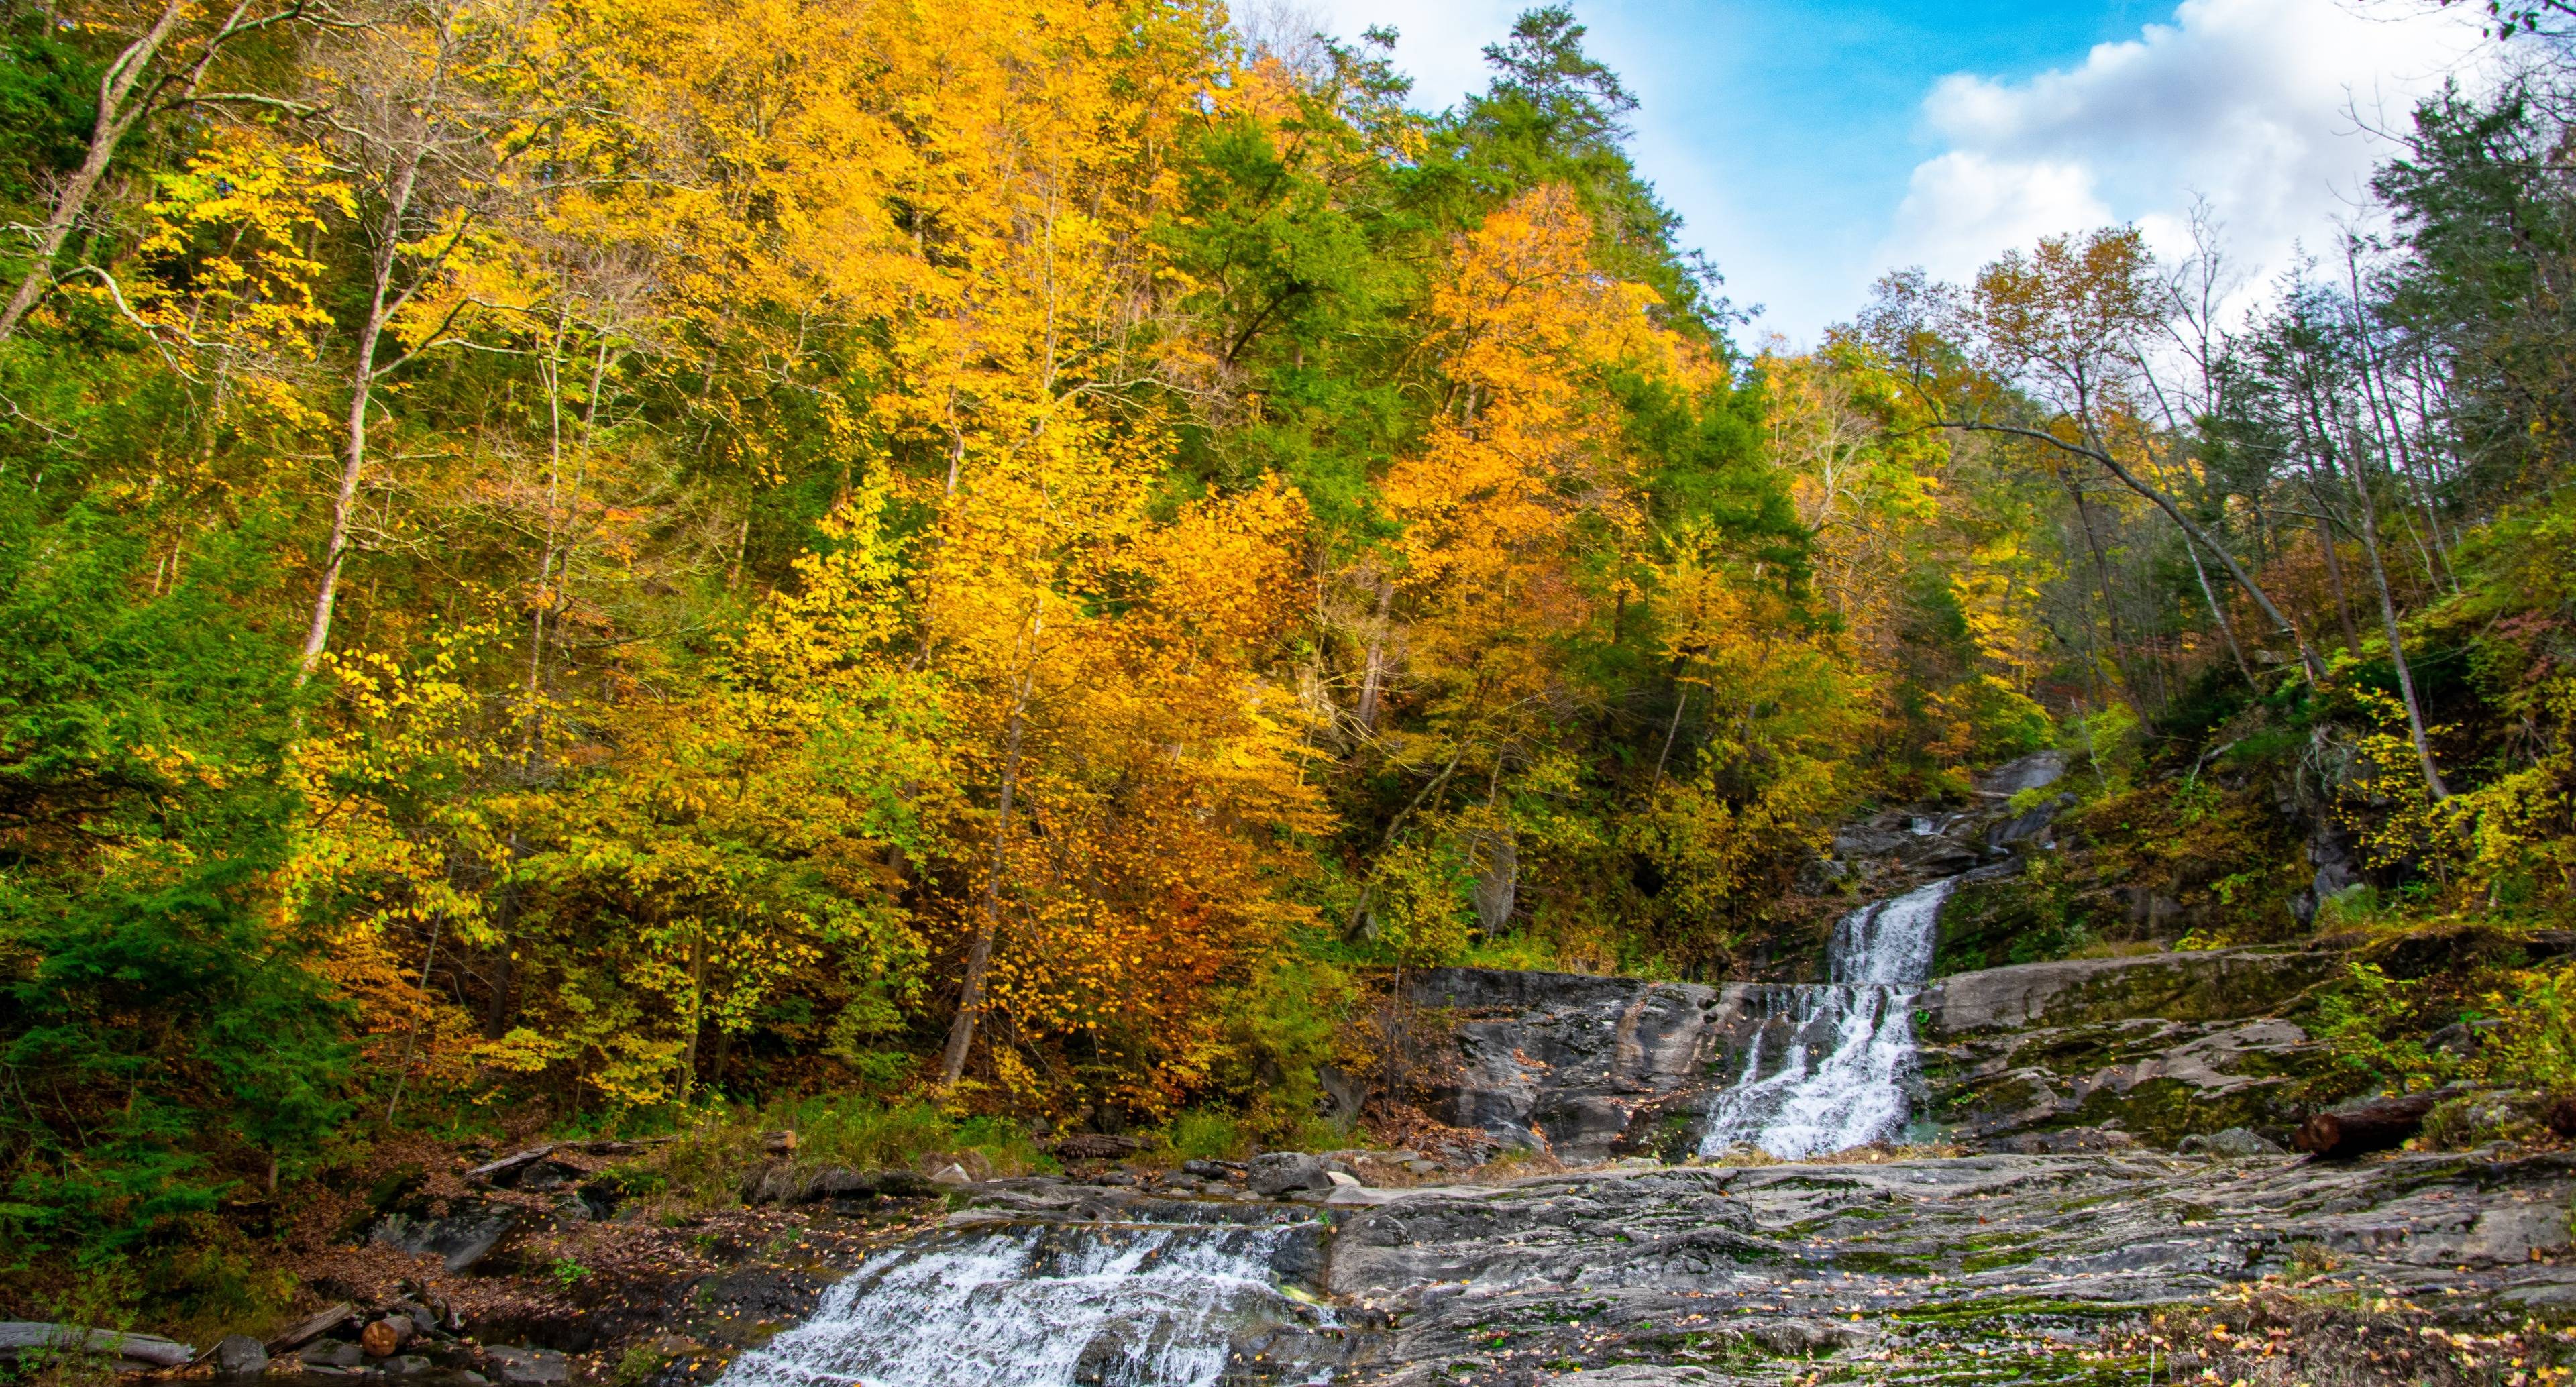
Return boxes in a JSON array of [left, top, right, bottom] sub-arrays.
[[0, 1322, 197, 1368], [1049, 1133, 1146, 1162], [2293, 1089, 2462, 1160], [266, 1302, 356, 1353]]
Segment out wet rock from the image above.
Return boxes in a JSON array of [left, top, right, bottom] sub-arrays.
[[212, 1335, 268, 1376], [1247, 1152, 1332, 1196], [1987, 792, 2074, 849], [1988, 1125, 2141, 1154], [1979, 750, 2068, 796], [380, 1356, 433, 1376], [484, 1346, 570, 1386], [1404, 968, 1730, 1160], [299, 1339, 365, 1369], [742, 1164, 938, 1205], [1543, 1369, 1723, 1386], [465, 1146, 586, 1192], [1743, 1318, 1873, 1355], [2178, 1127, 2288, 1157], [370, 1203, 520, 1272]]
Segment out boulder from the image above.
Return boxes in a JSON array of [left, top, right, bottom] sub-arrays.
[[381, 1356, 433, 1376], [2178, 1127, 2288, 1157], [1978, 750, 2068, 797], [742, 1164, 940, 1205], [1247, 1152, 1333, 1196], [1987, 792, 2074, 849], [212, 1334, 269, 1376], [299, 1339, 365, 1369], [484, 1346, 570, 1386], [370, 1203, 520, 1272], [463, 1146, 586, 1190], [1988, 1126, 2141, 1154]]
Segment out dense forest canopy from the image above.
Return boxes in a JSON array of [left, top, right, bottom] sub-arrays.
[[3, 0, 2575, 1315]]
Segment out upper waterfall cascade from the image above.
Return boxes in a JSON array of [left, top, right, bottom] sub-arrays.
[[1698, 873, 1960, 1160]]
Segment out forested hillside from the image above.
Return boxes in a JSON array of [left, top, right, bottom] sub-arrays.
[[3, 0, 2574, 1321]]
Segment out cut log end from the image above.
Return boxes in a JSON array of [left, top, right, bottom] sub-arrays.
[[2292, 1089, 2457, 1161]]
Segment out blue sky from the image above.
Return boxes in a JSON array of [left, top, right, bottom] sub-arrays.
[[1287, 0, 2491, 341]]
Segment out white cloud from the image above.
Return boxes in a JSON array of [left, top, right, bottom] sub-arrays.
[[1883, 0, 2491, 300]]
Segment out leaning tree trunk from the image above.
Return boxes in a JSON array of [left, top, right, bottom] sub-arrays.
[[0, 0, 190, 341]]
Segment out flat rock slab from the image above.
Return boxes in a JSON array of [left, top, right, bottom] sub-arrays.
[[1318, 1150, 2576, 1384]]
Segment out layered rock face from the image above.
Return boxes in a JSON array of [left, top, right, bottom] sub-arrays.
[[1404, 968, 1733, 1162], [1405, 942, 2341, 1158], [1919, 944, 2343, 1145]]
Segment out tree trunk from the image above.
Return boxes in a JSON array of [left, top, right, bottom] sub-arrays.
[[1653, 689, 1688, 782], [680, 929, 707, 1094], [2185, 537, 2257, 689], [2336, 443, 2450, 799], [2314, 512, 2362, 657], [297, 134, 429, 683], [1355, 573, 1392, 733], [2063, 474, 2135, 702], [940, 694, 1029, 1086]]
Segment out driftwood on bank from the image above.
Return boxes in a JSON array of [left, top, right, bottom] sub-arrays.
[[0, 1322, 197, 1368], [266, 1302, 356, 1353], [2293, 1089, 2461, 1160]]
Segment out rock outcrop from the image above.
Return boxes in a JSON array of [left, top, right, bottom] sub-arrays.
[[1400, 942, 2346, 1158], [1404, 968, 1735, 1161], [1919, 944, 2343, 1146]]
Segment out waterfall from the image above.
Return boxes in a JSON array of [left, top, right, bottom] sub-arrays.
[[715, 1219, 1332, 1387], [1698, 874, 1958, 1160]]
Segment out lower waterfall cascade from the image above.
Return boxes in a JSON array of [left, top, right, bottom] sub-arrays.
[[1697, 873, 1960, 1160], [712, 1219, 1334, 1387]]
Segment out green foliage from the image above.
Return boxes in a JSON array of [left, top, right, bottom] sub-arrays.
[[2311, 963, 2448, 1092], [1165, 1110, 1250, 1162]]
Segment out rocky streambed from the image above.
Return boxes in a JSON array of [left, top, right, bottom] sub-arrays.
[[714, 1144, 2576, 1386]]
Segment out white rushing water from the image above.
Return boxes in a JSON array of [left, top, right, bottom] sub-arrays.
[[1697, 874, 1959, 1160], [716, 1221, 1326, 1387]]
